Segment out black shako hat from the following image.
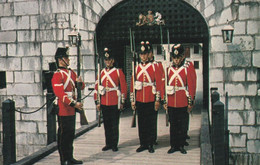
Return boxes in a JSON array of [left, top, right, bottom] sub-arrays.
[[55, 47, 69, 60], [170, 44, 185, 58], [137, 41, 148, 54], [104, 47, 114, 60], [146, 41, 153, 53]]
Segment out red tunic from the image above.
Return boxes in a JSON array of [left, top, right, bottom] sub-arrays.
[[161, 60, 196, 107], [130, 62, 162, 103], [52, 68, 85, 116], [94, 67, 127, 106]]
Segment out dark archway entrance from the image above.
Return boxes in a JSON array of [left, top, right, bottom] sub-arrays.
[[96, 0, 209, 109]]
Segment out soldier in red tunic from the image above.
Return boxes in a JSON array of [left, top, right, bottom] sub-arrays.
[[146, 41, 164, 145], [130, 41, 162, 153], [162, 44, 197, 154], [51, 47, 85, 165], [94, 48, 127, 152]]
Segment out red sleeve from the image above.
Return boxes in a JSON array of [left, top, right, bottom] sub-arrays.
[[187, 62, 197, 99], [119, 69, 127, 99]]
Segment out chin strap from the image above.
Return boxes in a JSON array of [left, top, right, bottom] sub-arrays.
[[61, 58, 69, 66]]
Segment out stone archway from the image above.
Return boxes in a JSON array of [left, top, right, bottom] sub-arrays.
[[96, 0, 209, 109]]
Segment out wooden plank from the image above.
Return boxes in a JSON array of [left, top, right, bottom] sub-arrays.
[[35, 111, 201, 165]]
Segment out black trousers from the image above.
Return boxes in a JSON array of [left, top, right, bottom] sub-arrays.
[[101, 105, 120, 148], [168, 107, 188, 148], [57, 115, 76, 162], [136, 102, 157, 147]]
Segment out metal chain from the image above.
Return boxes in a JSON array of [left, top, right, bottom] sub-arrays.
[[14, 89, 94, 114]]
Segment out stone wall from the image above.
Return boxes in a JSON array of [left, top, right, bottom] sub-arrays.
[[0, 0, 259, 164]]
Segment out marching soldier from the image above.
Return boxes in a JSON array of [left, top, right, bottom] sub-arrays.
[[52, 47, 85, 165], [94, 48, 127, 152], [146, 41, 164, 145], [130, 41, 162, 153], [162, 44, 197, 154]]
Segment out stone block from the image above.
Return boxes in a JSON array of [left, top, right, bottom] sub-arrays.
[[253, 51, 260, 67], [247, 69, 258, 81], [209, 69, 223, 82], [247, 140, 260, 153], [18, 31, 35, 42], [229, 133, 246, 147], [211, 36, 227, 52], [35, 71, 41, 83], [256, 37, 260, 50], [239, 4, 260, 20], [228, 97, 244, 110], [0, 31, 16, 43], [225, 51, 251, 67], [37, 121, 47, 134], [7, 83, 41, 95], [42, 42, 57, 56], [14, 71, 34, 83], [83, 55, 95, 70], [83, 70, 95, 83], [0, 3, 12, 16], [228, 126, 240, 133], [245, 83, 257, 96], [247, 21, 259, 34], [204, 3, 215, 18], [36, 29, 63, 42], [210, 53, 224, 68], [22, 57, 41, 71], [233, 36, 254, 51], [1, 16, 29, 30], [85, 109, 97, 122], [225, 83, 245, 96], [242, 126, 260, 139], [0, 58, 7, 70], [234, 21, 246, 35], [245, 97, 260, 110], [8, 43, 41, 56], [224, 69, 245, 82], [14, 1, 38, 15], [16, 121, 37, 133], [0, 44, 6, 56], [6, 57, 21, 70], [30, 16, 40, 29], [219, 8, 233, 24], [83, 95, 95, 109], [39, 0, 73, 14], [6, 71, 14, 83], [27, 96, 43, 108], [13, 95, 26, 108], [42, 57, 55, 70], [257, 111, 260, 125]]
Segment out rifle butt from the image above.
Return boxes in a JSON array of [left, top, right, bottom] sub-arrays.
[[80, 110, 88, 125], [131, 110, 136, 128]]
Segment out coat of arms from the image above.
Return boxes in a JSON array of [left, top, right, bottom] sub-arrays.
[[136, 10, 165, 26]]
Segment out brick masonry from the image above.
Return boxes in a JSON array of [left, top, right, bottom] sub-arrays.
[[0, 0, 259, 164]]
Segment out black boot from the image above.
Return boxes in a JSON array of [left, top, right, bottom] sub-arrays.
[[167, 147, 179, 154], [148, 145, 154, 153], [179, 147, 187, 154], [136, 145, 148, 152], [69, 158, 83, 164]]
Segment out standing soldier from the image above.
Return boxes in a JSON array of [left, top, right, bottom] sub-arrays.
[[52, 47, 85, 165], [94, 48, 127, 152], [162, 44, 197, 154], [130, 41, 161, 153], [146, 41, 164, 145]]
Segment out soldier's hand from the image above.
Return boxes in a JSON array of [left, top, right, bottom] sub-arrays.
[[96, 104, 101, 111], [75, 102, 83, 110], [187, 105, 193, 113], [76, 76, 83, 82], [120, 104, 124, 111], [155, 101, 160, 111], [131, 102, 136, 111], [163, 103, 168, 110]]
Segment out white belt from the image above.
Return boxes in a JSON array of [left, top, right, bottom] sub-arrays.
[[142, 82, 155, 87], [105, 87, 118, 92], [166, 86, 187, 95]]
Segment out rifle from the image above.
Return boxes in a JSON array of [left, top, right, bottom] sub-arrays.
[[94, 32, 102, 127], [130, 28, 137, 128], [75, 33, 88, 125], [165, 29, 170, 127]]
